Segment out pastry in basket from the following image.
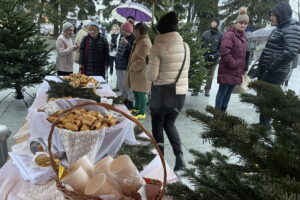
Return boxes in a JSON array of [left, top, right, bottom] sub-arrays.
[[64, 73, 100, 88], [48, 96, 73, 101], [47, 108, 119, 132], [35, 154, 51, 167]]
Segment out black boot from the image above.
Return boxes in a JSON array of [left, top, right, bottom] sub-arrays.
[[123, 99, 134, 110], [174, 153, 186, 171]]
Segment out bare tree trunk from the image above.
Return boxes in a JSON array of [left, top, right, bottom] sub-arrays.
[[187, 2, 192, 23], [53, 2, 59, 38]]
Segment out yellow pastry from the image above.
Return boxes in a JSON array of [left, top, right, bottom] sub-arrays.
[[64, 122, 79, 132], [81, 124, 90, 131], [83, 115, 97, 126]]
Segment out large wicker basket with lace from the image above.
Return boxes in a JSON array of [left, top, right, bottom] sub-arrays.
[[47, 102, 167, 200]]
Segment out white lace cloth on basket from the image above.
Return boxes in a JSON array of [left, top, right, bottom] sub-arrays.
[[17, 180, 65, 200]]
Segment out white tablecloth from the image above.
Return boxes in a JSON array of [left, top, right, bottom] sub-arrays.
[[0, 75, 179, 200]]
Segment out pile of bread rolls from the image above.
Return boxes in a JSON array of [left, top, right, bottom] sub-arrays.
[[47, 109, 119, 132], [64, 74, 99, 88]]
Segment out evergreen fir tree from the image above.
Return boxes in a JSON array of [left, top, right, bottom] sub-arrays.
[[0, 0, 55, 99], [220, 0, 280, 28], [166, 81, 300, 200]]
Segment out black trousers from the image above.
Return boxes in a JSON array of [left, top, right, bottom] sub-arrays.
[[109, 56, 116, 75], [57, 70, 72, 76], [151, 95, 185, 156]]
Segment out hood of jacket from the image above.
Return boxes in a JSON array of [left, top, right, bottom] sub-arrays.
[[271, 1, 292, 27]]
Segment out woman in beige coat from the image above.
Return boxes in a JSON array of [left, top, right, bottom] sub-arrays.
[[146, 12, 190, 171], [127, 23, 152, 120], [56, 22, 78, 75]]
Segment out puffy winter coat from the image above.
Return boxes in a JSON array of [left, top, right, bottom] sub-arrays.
[[115, 34, 136, 70], [79, 33, 109, 77], [217, 27, 247, 85], [127, 34, 152, 92], [258, 2, 300, 85], [56, 33, 75, 72], [202, 28, 223, 64], [146, 32, 190, 95]]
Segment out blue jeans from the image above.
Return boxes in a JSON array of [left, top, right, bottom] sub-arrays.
[[215, 84, 235, 111]]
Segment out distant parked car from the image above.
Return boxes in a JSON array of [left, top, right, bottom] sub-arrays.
[[40, 24, 54, 36]]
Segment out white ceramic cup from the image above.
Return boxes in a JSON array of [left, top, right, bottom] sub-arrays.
[[108, 155, 145, 196], [61, 166, 89, 193], [93, 156, 113, 176], [85, 173, 120, 196], [70, 155, 94, 177]]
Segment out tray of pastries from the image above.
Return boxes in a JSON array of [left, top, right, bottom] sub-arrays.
[[64, 74, 100, 88], [47, 108, 119, 132]]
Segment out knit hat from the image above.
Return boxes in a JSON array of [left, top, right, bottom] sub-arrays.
[[82, 20, 91, 28], [62, 22, 74, 32], [156, 11, 178, 34], [235, 7, 249, 24], [122, 22, 133, 33], [89, 21, 100, 30]]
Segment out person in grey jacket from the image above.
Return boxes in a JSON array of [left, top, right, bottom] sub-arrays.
[[202, 19, 223, 96], [258, 2, 300, 126]]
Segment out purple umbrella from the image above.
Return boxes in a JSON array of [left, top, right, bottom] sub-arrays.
[[111, 2, 156, 23]]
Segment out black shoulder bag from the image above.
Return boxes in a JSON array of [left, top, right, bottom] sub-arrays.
[[150, 43, 187, 112]]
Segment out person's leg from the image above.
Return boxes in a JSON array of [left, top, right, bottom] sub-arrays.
[[215, 84, 228, 110], [137, 91, 147, 115], [116, 70, 125, 95], [109, 56, 114, 75], [151, 111, 166, 155], [221, 85, 235, 111], [120, 70, 134, 109], [204, 64, 217, 96], [163, 111, 182, 156], [133, 90, 140, 111]]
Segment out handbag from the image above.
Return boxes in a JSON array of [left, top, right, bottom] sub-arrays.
[[232, 74, 250, 94], [247, 59, 259, 79], [150, 43, 187, 112]]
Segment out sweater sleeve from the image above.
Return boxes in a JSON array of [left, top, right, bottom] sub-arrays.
[[56, 37, 74, 57], [131, 43, 151, 72], [220, 32, 241, 69], [79, 36, 87, 65], [146, 45, 160, 82], [103, 36, 110, 66]]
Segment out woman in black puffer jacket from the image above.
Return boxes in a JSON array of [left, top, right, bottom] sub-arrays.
[[258, 1, 300, 85]]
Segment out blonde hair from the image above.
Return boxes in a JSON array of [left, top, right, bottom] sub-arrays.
[[111, 24, 120, 33]]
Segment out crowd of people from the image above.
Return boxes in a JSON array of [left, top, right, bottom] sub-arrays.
[[55, 1, 300, 171]]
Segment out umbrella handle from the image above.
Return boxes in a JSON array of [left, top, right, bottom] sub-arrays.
[[151, 0, 156, 25]]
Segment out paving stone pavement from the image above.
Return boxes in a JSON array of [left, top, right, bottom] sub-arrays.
[[1, 47, 300, 182]]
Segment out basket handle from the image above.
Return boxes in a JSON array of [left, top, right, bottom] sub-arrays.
[[48, 102, 167, 200]]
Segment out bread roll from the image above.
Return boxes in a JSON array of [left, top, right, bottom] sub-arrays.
[[64, 122, 79, 132]]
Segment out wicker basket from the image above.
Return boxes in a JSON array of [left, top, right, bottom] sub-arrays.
[[47, 102, 166, 200]]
